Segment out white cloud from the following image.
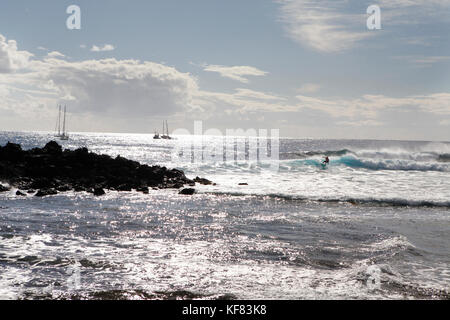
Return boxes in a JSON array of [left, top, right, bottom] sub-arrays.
[[90, 44, 115, 52], [392, 55, 450, 67], [276, 0, 450, 53], [194, 88, 296, 115], [0, 57, 202, 132], [295, 93, 450, 118], [337, 119, 383, 127], [46, 51, 66, 58], [412, 56, 450, 65], [0, 34, 33, 73], [277, 0, 371, 53], [0, 33, 201, 130], [187, 86, 450, 124], [234, 88, 285, 101], [25, 58, 200, 118], [203, 64, 268, 83], [297, 83, 321, 93]]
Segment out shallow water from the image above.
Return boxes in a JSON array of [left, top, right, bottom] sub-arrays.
[[0, 132, 449, 299]]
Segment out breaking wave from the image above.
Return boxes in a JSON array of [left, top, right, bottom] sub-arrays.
[[281, 146, 450, 166], [287, 156, 449, 172], [281, 147, 450, 172], [336, 156, 449, 172]]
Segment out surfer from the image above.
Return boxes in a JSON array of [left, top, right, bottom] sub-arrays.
[[323, 156, 329, 165]]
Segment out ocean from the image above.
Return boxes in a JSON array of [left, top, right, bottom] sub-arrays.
[[0, 131, 449, 300]]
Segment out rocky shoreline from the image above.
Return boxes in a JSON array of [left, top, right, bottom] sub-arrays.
[[0, 141, 212, 196]]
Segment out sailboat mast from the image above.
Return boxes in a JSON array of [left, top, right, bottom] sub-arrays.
[[166, 120, 169, 136], [58, 105, 61, 136], [62, 105, 66, 135]]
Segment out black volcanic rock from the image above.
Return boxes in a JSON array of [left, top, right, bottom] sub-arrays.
[[0, 141, 196, 196], [0, 184, 11, 192], [0, 142, 23, 162], [136, 186, 149, 194], [56, 184, 72, 192], [93, 187, 106, 196], [35, 188, 58, 197], [42, 141, 62, 155], [193, 176, 213, 185], [179, 188, 196, 195]]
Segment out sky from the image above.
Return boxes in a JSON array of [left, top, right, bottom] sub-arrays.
[[0, 0, 449, 140]]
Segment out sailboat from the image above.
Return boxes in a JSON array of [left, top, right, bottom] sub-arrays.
[[55, 104, 69, 140], [161, 120, 172, 140], [153, 120, 174, 140]]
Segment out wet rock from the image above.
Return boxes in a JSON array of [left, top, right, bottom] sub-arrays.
[[238, 183, 248, 185], [116, 184, 132, 192], [136, 186, 149, 194], [193, 176, 213, 185], [93, 187, 105, 196], [16, 190, 26, 196], [30, 178, 55, 190], [35, 188, 58, 197], [15, 178, 34, 190], [56, 184, 72, 192], [170, 182, 185, 189], [0, 141, 200, 195], [42, 141, 62, 155], [0, 142, 23, 161], [179, 188, 196, 195], [0, 184, 10, 192], [73, 185, 86, 192]]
